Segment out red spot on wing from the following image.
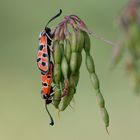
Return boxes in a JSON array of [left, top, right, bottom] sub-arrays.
[[39, 35, 48, 45], [43, 47, 47, 52], [37, 51, 42, 57], [42, 86, 51, 95], [42, 57, 47, 62]]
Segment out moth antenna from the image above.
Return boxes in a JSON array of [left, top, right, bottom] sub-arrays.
[[45, 103, 54, 126], [45, 9, 62, 28]]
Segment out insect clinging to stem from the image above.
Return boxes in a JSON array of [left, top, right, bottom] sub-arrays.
[[37, 9, 62, 74], [41, 62, 54, 126], [37, 9, 62, 126]]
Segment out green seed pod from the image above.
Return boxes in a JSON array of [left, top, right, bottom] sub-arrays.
[[77, 30, 84, 52], [65, 39, 71, 63], [69, 71, 80, 88], [53, 84, 61, 109], [83, 31, 91, 53], [70, 52, 78, 74], [96, 89, 105, 108], [59, 41, 64, 57], [61, 79, 69, 97], [60, 75, 65, 86], [60, 88, 75, 111], [101, 108, 109, 129], [53, 41, 62, 64], [85, 48, 109, 130], [77, 52, 82, 70], [61, 56, 69, 80], [90, 73, 99, 90], [74, 71, 80, 87], [54, 64, 61, 84], [60, 70, 80, 111], [71, 30, 77, 52], [85, 54, 95, 73]]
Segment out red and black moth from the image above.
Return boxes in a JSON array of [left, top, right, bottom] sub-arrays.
[[37, 9, 62, 126]]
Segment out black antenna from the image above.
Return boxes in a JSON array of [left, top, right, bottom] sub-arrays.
[[45, 103, 54, 126], [45, 9, 62, 28]]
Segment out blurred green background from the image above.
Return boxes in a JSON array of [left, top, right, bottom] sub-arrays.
[[0, 0, 140, 140]]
